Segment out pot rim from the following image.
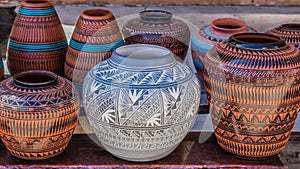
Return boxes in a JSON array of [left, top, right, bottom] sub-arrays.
[[21, 0, 52, 8], [139, 10, 172, 24], [13, 70, 58, 88], [211, 17, 247, 34], [80, 8, 114, 21], [279, 23, 300, 31]]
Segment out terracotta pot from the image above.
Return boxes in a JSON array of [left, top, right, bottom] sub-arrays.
[[122, 10, 190, 61], [191, 18, 256, 75], [266, 23, 300, 50], [202, 33, 300, 159], [83, 44, 200, 162], [0, 70, 80, 160], [7, 0, 67, 76], [64, 8, 124, 91]]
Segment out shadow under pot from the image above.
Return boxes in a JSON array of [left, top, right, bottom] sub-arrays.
[[122, 10, 190, 61], [64, 8, 124, 92], [266, 23, 300, 50], [0, 70, 80, 160], [82, 44, 200, 162], [202, 33, 300, 159], [7, 0, 68, 76]]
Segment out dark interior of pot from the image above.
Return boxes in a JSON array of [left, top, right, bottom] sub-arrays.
[[83, 9, 110, 17], [280, 24, 300, 31], [24, 0, 48, 4], [13, 71, 58, 88], [229, 33, 286, 49]]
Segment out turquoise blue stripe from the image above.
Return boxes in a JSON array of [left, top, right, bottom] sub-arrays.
[[191, 35, 214, 53], [0, 60, 3, 68], [19, 7, 56, 16], [8, 40, 68, 52], [70, 39, 124, 53]]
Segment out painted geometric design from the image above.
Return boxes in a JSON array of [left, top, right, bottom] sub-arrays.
[[83, 60, 200, 152], [201, 35, 300, 158]]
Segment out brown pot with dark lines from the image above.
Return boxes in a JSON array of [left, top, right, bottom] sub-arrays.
[[7, 0, 67, 76], [202, 33, 300, 159], [0, 70, 80, 160], [64, 8, 124, 93]]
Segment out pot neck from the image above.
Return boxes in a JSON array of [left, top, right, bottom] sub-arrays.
[[13, 70, 58, 89], [110, 44, 176, 69], [210, 18, 248, 37], [80, 9, 114, 21], [21, 0, 53, 8], [228, 33, 286, 50], [139, 10, 172, 24]]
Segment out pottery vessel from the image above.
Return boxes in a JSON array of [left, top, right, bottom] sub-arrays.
[[0, 70, 80, 160], [191, 18, 256, 75], [202, 33, 300, 159], [64, 8, 124, 91], [7, 0, 67, 76], [83, 44, 200, 162], [122, 10, 190, 61], [266, 24, 300, 50]]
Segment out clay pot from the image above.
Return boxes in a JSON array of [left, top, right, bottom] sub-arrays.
[[83, 44, 200, 162], [202, 33, 300, 159], [0, 70, 80, 160], [64, 8, 124, 92], [7, 0, 67, 76], [266, 23, 300, 50], [192, 18, 256, 75], [122, 10, 190, 61]]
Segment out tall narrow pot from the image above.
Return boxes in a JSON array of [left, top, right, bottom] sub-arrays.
[[266, 23, 300, 50], [7, 0, 67, 75], [202, 33, 300, 159], [0, 70, 80, 160], [64, 8, 124, 92]]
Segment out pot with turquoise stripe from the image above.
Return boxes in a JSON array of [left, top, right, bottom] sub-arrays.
[[64, 8, 124, 93], [191, 18, 256, 77], [7, 0, 67, 76]]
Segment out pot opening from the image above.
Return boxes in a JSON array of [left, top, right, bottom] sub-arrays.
[[229, 33, 286, 50], [140, 10, 172, 24], [24, 0, 48, 4], [212, 18, 246, 31], [83, 9, 110, 17], [13, 70, 58, 88], [116, 44, 170, 59], [280, 24, 300, 31]]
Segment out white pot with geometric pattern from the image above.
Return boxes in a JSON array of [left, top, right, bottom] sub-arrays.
[[82, 44, 200, 162]]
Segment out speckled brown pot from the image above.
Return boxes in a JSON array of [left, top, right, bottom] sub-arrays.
[[122, 10, 190, 61], [64, 8, 124, 91], [266, 23, 300, 50], [7, 0, 67, 76], [202, 33, 300, 159], [0, 70, 80, 160]]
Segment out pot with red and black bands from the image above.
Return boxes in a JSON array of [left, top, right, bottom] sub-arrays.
[[202, 33, 300, 159], [64, 8, 124, 91], [267, 23, 300, 50], [7, 0, 67, 76], [0, 70, 80, 160]]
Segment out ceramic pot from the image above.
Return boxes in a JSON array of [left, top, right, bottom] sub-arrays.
[[202, 33, 300, 159], [0, 70, 80, 160], [83, 44, 200, 162], [64, 8, 124, 91], [7, 0, 67, 76], [122, 10, 190, 61], [266, 23, 300, 50], [191, 18, 256, 75]]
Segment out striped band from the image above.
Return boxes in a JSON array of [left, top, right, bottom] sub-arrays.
[[70, 39, 124, 53], [8, 40, 68, 52], [18, 7, 56, 16]]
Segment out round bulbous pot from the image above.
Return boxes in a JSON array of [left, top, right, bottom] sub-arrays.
[[266, 23, 300, 50], [64, 8, 124, 92], [83, 44, 200, 162], [0, 70, 80, 160], [122, 10, 190, 61], [191, 18, 256, 76], [7, 0, 67, 76], [202, 33, 300, 159]]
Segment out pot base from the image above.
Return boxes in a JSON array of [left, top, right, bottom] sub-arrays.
[[102, 143, 178, 162]]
